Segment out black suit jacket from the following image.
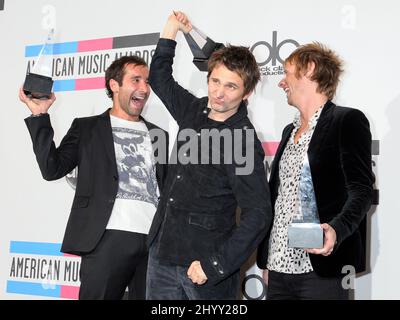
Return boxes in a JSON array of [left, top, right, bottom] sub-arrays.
[[25, 109, 168, 255], [257, 101, 374, 276]]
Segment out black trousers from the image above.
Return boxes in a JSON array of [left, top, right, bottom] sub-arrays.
[[267, 270, 350, 300], [78, 230, 148, 300]]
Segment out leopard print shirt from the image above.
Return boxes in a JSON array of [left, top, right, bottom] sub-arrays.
[[267, 106, 323, 274]]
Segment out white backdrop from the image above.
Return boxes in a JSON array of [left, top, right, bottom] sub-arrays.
[[0, 0, 398, 299]]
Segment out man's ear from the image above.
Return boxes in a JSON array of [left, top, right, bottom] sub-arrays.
[[305, 62, 315, 79], [109, 79, 119, 95], [243, 91, 253, 101]]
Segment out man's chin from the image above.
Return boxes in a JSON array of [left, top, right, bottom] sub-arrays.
[[286, 98, 294, 106], [129, 111, 142, 117], [128, 104, 144, 114], [210, 104, 226, 113]]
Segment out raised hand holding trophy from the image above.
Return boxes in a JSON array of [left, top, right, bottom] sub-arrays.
[[288, 155, 323, 248], [183, 25, 224, 72], [23, 28, 55, 99]]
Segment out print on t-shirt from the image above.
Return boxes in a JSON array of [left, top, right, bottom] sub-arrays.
[[112, 127, 158, 206]]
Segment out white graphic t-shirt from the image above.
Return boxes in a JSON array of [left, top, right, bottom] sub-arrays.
[[106, 115, 159, 234]]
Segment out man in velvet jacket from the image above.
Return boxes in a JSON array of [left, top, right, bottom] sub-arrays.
[[256, 43, 374, 299], [19, 55, 168, 300]]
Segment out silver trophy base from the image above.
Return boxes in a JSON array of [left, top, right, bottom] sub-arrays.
[[288, 223, 323, 248]]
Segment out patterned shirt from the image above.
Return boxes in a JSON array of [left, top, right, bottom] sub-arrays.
[[267, 106, 323, 274]]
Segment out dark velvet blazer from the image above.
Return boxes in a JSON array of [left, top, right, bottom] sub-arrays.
[[257, 101, 375, 276]]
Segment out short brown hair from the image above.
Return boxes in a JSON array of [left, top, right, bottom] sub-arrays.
[[105, 55, 148, 100], [286, 42, 343, 100], [207, 45, 260, 96]]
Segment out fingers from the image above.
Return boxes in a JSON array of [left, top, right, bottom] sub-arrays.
[[321, 244, 334, 256], [19, 87, 28, 103], [303, 223, 336, 256], [305, 247, 333, 256], [19, 86, 55, 114], [187, 261, 207, 285], [187, 263, 194, 277], [172, 11, 192, 33], [321, 223, 331, 231], [322, 249, 333, 256], [49, 92, 56, 103], [173, 11, 189, 24]]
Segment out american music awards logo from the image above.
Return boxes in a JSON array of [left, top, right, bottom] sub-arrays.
[[6, 241, 80, 299], [24, 32, 159, 93]]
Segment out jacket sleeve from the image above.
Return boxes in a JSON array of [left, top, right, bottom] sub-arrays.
[[25, 114, 79, 181], [201, 129, 273, 284], [329, 109, 375, 247], [149, 38, 200, 125]]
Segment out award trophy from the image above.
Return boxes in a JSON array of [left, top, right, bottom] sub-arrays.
[[288, 155, 323, 248], [183, 25, 224, 72], [23, 28, 54, 99]]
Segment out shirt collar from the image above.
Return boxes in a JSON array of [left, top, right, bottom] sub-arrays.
[[292, 105, 324, 130]]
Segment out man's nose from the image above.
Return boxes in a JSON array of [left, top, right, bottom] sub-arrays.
[[216, 87, 225, 98], [139, 80, 150, 93]]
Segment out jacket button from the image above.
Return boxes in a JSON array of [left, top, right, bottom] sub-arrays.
[[169, 198, 174, 202], [219, 270, 224, 274], [176, 175, 182, 180], [213, 261, 218, 266], [203, 109, 208, 114]]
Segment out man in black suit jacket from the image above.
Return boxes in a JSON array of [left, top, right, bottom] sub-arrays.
[[19, 55, 168, 300], [257, 43, 374, 299]]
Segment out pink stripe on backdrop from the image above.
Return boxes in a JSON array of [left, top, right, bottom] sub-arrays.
[[60, 285, 79, 300], [77, 38, 113, 52], [262, 141, 280, 156], [63, 253, 79, 258], [75, 77, 105, 90]]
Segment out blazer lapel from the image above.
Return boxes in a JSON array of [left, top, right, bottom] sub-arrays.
[[142, 117, 167, 190], [307, 100, 335, 167], [98, 109, 118, 175]]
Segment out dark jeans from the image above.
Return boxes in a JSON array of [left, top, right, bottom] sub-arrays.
[[267, 270, 350, 300], [146, 241, 240, 300], [79, 230, 148, 300]]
